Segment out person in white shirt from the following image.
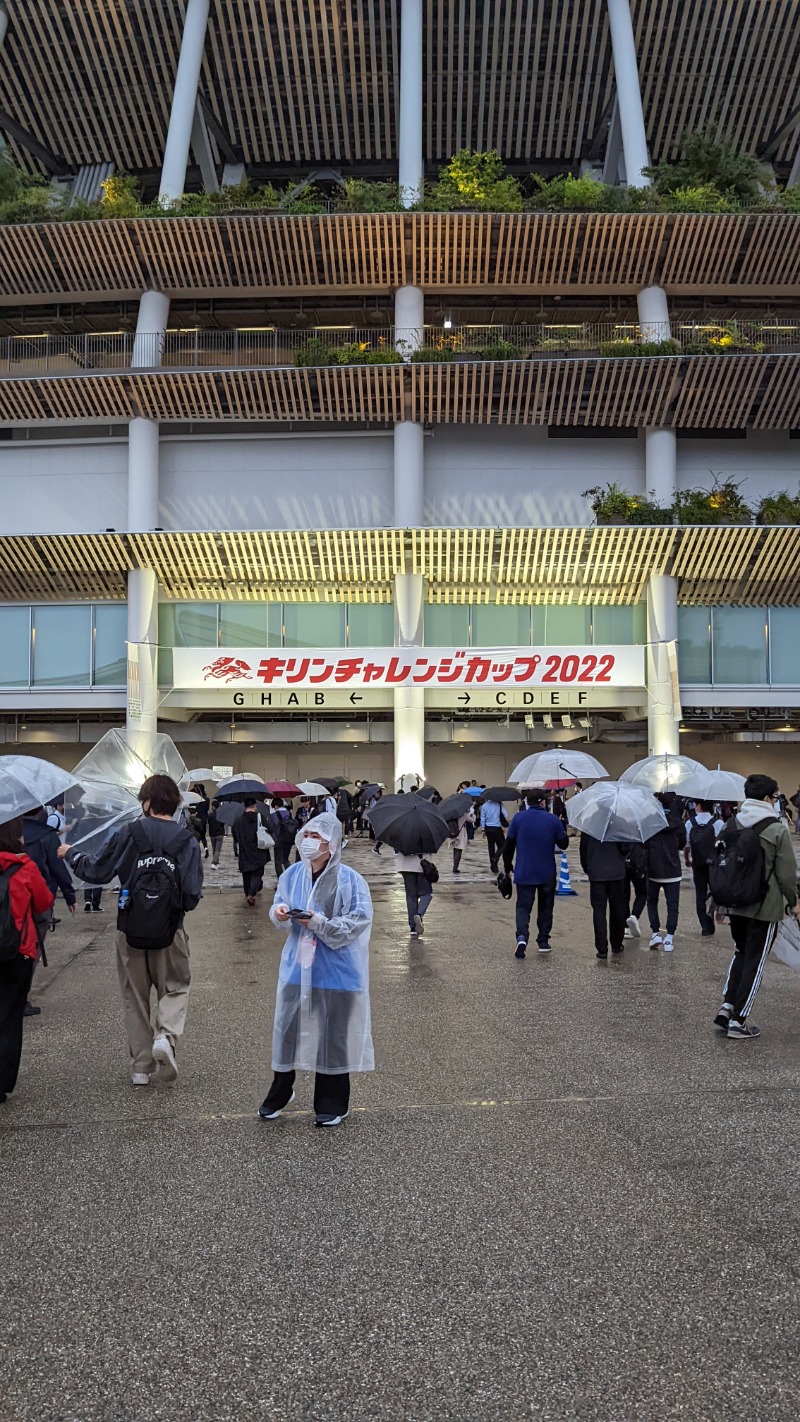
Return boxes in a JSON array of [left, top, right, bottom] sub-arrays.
[[684, 800, 726, 936], [46, 800, 66, 841]]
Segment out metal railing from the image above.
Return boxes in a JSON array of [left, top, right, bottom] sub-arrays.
[[2, 319, 799, 377]]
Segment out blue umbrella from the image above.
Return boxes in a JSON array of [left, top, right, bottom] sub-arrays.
[[462, 785, 485, 797]]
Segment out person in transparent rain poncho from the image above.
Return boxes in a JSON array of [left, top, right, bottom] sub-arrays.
[[258, 813, 374, 1127]]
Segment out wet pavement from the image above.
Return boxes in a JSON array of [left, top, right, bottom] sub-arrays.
[[2, 837, 799, 1422]]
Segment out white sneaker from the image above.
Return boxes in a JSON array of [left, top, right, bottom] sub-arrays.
[[663, 935, 674, 952], [648, 933, 662, 950], [414, 913, 424, 936], [152, 1034, 178, 1080], [131, 1072, 151, 1087], [623, 926, 634, 939], [626, 915, 640, 938]]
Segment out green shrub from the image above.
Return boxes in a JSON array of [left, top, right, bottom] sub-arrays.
[[363, 348, 404, 363], [432, 149, 523, 212], [294, 338, 339, 367], [673, 478, 752, 525], [470, 339, 522, 360], [99, 174, 141, 218], [598, 338, 681, 357], [645, 126, 769, 205], [335, 178, 405, 213], [755, 490, 800, 524], [410, 346, 454, 362], [583, 483, 672, 525]]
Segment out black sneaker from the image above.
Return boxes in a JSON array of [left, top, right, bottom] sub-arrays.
[[23, 1002, 41, 1017], [537, 942, 552, 954], [727, 1019, 760, 1040], [84, 902, 93, 913], [611, 946, 624, 955], [258, 1089, 296, 1120], [713, 1004, 733, 1030], [596, 950, 608, 959], [315, 1111, 349, 1127], [515, 938, 526, 959]]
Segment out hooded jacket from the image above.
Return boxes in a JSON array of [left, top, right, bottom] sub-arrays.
[[732, 799, 798, 921], [645, 826, 683, 881], [0, 851, 55, 959], [67, 816, 203, 922], [21, 814, 77, 907], [579, 835, 628, 881]]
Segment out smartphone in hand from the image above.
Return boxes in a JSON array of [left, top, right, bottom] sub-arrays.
[[288, 908, 312, 921]]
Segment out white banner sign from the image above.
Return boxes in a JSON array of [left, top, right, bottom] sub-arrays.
[[172, 645, 645, 691]]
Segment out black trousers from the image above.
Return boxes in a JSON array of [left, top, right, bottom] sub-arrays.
[[515, 881, 555, 946], [273, 842, 290, 876], [589, 879, 628, 953], [724, 916, 777, 1022], [0, 954, 35, 1098], [692, 864, 714, 933], [241, 869, 264, 897], [264, 1068, 350, 1118], [626, 868, 647, 920], [84, 886, 103, 909], [485, 827, 506, 871]]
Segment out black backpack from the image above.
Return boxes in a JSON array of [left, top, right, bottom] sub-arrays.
[[420, 857, 440, 884], [688, 816, 717, 867], [120, 822, 192, 951], [0, 863, 24, 963], [708, 816, 772, 910]]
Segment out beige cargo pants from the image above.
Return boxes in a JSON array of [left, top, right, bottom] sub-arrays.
[[115, 928, 191, 1075]]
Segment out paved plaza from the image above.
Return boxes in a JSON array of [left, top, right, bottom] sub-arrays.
[[2, 837, 799, 1422]]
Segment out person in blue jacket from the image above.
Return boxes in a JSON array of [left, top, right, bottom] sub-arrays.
[[502, 789, 569, 958], [259, 812, 373, 1128]]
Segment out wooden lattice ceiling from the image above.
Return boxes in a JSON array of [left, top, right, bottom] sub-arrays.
[[1, 526, 799, 606], [1, 2, 799, 174]]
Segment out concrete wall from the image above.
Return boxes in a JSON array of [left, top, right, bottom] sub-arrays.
[[2, 430, 797, 534]]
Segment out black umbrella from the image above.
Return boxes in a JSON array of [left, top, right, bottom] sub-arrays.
[[437, 792, 473, 823], [215, 800, 271, 826], [366, 794, 451, 855], [359, 782, 381, 806], [415, 785, 441, 802], [482, 785, 522, 802], [312, 776, 342, 792]]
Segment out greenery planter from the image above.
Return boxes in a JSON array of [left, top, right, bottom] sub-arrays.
[[755, 492, 800, 525]]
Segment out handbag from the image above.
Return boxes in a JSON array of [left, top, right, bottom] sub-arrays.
[[420, 857, 439, 884], [256, 815, 275, 852]]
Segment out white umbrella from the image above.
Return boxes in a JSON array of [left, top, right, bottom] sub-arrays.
[[620, 754, 705, 793], [0, 755, 79, 825], [182, 767, 219, 783], [63, 729, 186, 851], [296, 780, 330, 797], [510, 749, 609, 786], [679, 767, 746, 802], [181, 790, 203, 806], [567, 781, 668, 843]]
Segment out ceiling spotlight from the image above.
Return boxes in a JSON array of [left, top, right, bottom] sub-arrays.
[[443, 312, 452, 330], [543, 713, 553, 730], [561, 714, 573, 729], [578, 716, 591, 730]]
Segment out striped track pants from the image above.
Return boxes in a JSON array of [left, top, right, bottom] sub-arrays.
[[723, 916, 777, 1021]]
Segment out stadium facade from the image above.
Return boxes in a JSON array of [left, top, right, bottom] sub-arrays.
[[1, 0, 800, 788]]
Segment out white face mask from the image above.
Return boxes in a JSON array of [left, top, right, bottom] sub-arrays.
[[299, 838, 326, 862]]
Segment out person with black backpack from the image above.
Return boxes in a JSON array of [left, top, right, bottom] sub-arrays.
[[60, 774, 202, 1086], [0, 817, 54, 1104], [268, 797, 298, 878], [684, 800, 725, 936], [710, 773, 800, 1041]]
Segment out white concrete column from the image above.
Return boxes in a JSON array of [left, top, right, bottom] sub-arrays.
[[395, 282, 425, 357], [159, 0, 210, 203], [644, 428, 677, 505], [398, 0, 424, 206], [126, 569, 159, 763], [647, 573, 680, 757], [606, 0, 650, 188], [637, 284, 670, 343], [0, 3, 9, 49]]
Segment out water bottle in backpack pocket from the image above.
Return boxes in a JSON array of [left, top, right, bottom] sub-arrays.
[[708, 817, 772, 909], [119, 822, 192, 951]]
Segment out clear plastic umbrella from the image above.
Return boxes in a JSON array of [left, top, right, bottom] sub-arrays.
[[0, 755, 79, 825], [510, 749, 608, 786], [678, 767, 746, 802], [296, 780, 330, 797], [566, 781, 668, 843], [182, 767, 219, 783], [619, 754, 705, 792], [64, 729, 187, 852]]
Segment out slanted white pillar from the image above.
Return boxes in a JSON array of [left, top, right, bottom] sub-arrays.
[[159, 0, 211, 204], [606, 0, 650, 188], [398, 0, 423, 206], [126, 1, 209, 759], [0, 3, 8, 49], [647, 574, 680, 756]]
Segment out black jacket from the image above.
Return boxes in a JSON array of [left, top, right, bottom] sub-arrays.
[[645, 826, 683, 880], [22, 814, 77, 906], [236, 811, 271, 872], [68, 816, 203, 918], [579, 834, 628, 882]]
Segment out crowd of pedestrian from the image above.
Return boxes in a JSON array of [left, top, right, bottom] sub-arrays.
[[1, 763, 797, 1125]]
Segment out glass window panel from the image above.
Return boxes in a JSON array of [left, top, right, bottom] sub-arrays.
[[592, 604, 647, 645], [284, 604, 346, 647], [532, 607, 547, 646], [33, 605, 91, 686], [424, 605, 470, 645], [219, 603, 281, 647], [471, 605, 531, 646], [93, 604, 128, 686], [159, 603, 218, 648], [0, 607, 31, 687], [677, 607, 711, 683], [348, 603, 395, 646], [712, 607, 767, 684], [769, 607, 800, 685], [542, 606, 591, 645]]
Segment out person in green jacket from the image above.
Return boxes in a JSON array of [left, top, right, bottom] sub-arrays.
[[714, 774, 800, 1040]]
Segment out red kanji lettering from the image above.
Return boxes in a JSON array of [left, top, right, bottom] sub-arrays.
[[362, 663, 386, 682], [411, 658, 438, 684], [385, 656, 412, 683], [436, 652, 467, 683], [309, 659, 334, 684], [285, 658, 311, 683], [334, 657, 364, 683], [490, 661, 515, 683], [464, 656, 492, 683], [513, 655, 543, 683]]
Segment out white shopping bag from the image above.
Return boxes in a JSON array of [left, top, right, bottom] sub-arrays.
[[772, 914, 800, 971]]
